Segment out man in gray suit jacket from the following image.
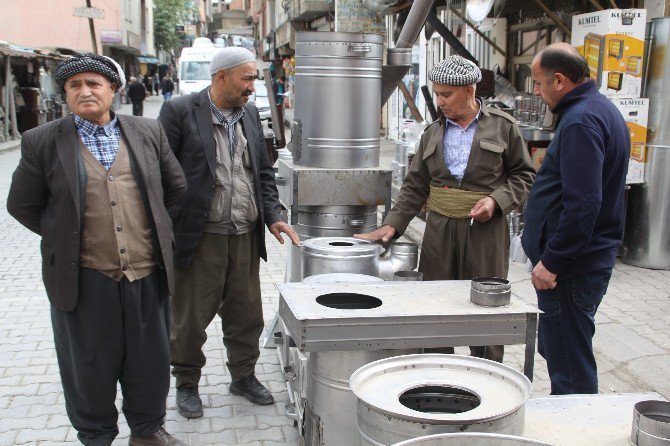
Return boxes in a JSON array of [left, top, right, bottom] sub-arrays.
[[7, 54, 187, 446], [158, 47, 299, 419]]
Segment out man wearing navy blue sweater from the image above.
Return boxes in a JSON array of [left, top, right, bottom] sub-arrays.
[[522, 43, 630, 395]]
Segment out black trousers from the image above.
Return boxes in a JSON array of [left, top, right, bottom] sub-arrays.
[[131, 101, 143, 116], [51, 268, 170, 446]]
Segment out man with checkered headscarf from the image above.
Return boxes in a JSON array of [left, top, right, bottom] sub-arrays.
[[158, 47, 299, 419], [8, 54, 187, 446], [356, 55, 535, 362]]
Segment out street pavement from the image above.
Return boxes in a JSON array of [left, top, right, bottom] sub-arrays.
[[0, 93, 668, 445]]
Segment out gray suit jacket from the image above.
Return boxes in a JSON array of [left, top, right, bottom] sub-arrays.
[[7, 114, 187, 312], [158, 89, 284, 268]]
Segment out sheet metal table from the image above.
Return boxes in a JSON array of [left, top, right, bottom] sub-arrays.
[[523, 392, 666, 445], [277, 280, 540, 380]]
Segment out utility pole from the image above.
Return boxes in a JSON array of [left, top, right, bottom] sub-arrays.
[[86, 0, 99, 54]]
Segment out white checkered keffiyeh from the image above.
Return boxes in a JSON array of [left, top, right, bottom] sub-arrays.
[[55, 54, 125, 91], [429, 55, 482, 86]]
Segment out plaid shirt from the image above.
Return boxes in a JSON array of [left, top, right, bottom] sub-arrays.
[[74, 113, 120, 171], [442, 101, 481, 181], [208, 89, 246, 157]]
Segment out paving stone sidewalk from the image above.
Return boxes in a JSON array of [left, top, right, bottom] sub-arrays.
[[0, 95, 668, 445]]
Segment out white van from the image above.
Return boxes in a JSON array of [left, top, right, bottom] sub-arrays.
[[178, 37, 221, 96]]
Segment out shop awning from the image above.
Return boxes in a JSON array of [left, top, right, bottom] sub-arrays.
[[137, 56, 160, 64], [0, 44, 66, 60]]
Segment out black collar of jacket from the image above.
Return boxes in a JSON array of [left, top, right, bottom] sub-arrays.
[[193, 88, 258, 177], [551, 79, 598, 116]]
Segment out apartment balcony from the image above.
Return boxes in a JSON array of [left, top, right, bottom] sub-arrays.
[[289, 0, 331, 22]]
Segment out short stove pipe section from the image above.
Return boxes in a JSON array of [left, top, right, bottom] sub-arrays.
[[378, 242, 419, 280]]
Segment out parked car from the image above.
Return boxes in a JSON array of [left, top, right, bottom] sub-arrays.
[[251, 80, 272, 121]]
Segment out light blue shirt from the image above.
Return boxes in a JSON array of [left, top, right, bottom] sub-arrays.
[[442, 101, 481, 181]]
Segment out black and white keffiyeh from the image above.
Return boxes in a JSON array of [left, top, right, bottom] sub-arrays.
[[428, 55, 482, 86], [55, 54, 125, 91]]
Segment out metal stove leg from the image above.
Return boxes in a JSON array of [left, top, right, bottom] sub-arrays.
[[524, 312, 538, 381], [262, 312, 281, 348]]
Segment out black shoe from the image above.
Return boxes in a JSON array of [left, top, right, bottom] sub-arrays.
[[129, 427, 185, 446], [230, 374, 274, 405], [176, 386, 203, 418]]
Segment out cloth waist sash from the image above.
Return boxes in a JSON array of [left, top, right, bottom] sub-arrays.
[[427, 186, 490, 219]]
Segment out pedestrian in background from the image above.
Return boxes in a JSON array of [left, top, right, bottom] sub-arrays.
[[158, 47, 299, 419], [272, 75, 286, 106], [153, 71, 160, 96], [522, 43, 630, 395], [7, 54, 187, 446], [144, 72, 153, 95], [161, 73, 174, 101], [356, 56, 535, 362], [127, 75, 147, 116]]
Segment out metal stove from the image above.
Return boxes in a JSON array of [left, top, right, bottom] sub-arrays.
[[276, 281, 540, 445]]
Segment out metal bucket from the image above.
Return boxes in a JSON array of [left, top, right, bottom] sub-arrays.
[[287, 206, 378, 282], [301, 237, 382, 281], [350, 354, 532, 446], [391, 433, 555, 445], [293, 31, 383, 168], [296, 205, 378, 238], [306, 349, 421, 446]]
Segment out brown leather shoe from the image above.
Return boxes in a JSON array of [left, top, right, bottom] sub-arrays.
[[128, 427, 186, 446]]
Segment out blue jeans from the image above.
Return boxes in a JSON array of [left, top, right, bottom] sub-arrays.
[[163, 92, 172, 101], [536, 268, 612, 395]]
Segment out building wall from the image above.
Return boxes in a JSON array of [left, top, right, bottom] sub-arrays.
[[0, 0, 153, 56], [195, 0, 213, 36], [144, 0, 155, 56]]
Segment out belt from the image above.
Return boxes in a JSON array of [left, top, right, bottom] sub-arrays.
[[427, 186, 490, 219]]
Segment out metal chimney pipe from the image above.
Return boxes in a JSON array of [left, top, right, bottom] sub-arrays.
[[395, 0, 434, 48]]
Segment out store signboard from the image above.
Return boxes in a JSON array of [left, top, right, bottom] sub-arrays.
[[184, 24, 197, 38], [73, 6, 104, 19], [101, 30, 123, 44]]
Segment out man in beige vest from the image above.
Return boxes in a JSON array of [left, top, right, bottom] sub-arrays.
[[7, 54, 187, 446], [356, 56, 535, 362]]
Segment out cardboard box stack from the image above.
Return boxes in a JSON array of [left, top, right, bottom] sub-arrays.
[[572, 8, 648, 184], [611, 98, 648, 183]]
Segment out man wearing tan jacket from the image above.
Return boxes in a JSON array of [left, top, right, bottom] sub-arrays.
[[356, 56, 535, 362]]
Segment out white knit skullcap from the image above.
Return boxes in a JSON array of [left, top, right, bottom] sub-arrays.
[[428, 55, 482, 86], [209, 47, 256, 75]]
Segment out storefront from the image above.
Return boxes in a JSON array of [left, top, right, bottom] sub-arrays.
[[0, 43, 66, 142]]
